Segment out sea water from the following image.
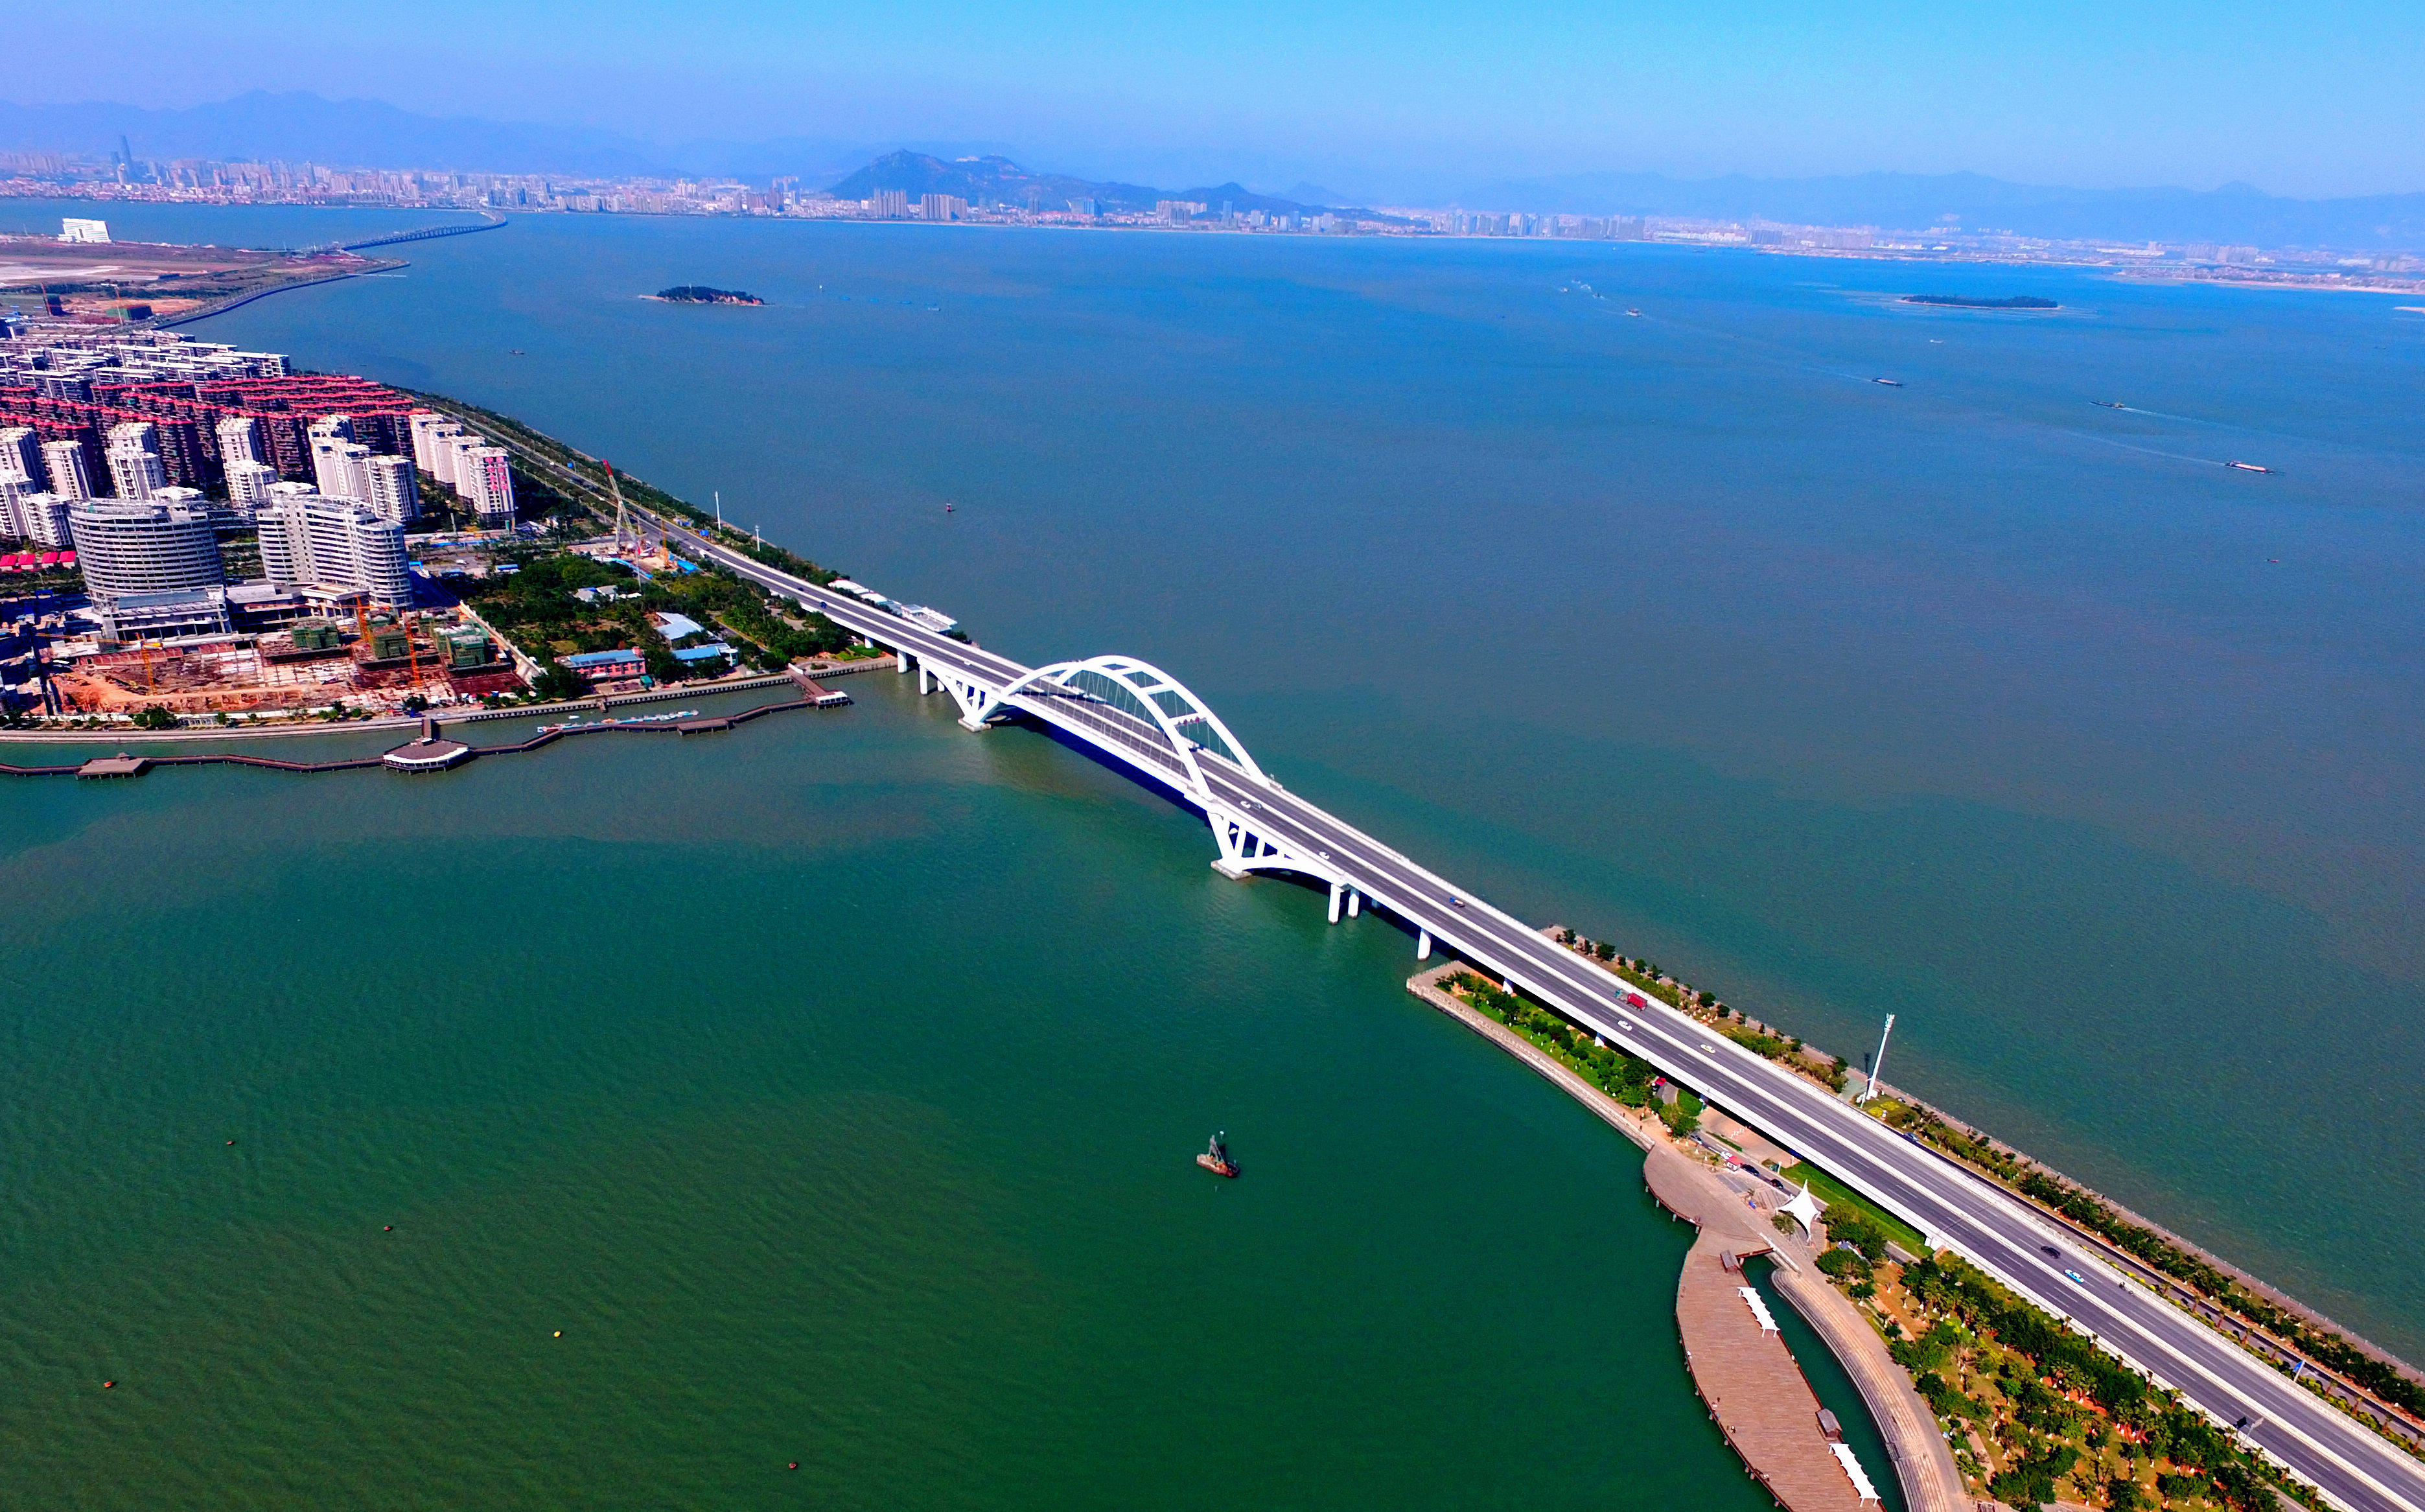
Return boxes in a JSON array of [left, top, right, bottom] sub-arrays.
[[3, 198, 2421, 1498]]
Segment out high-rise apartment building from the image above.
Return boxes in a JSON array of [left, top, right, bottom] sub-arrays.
[[456, 445, 515, 525], [11, 491, 75, 547], [417, 416, 466, 486], [309, 415, 366, 498], [408, 410, 461, 476], [224, 459, 278, 515], [106, 422, 168, 500], [362, 453, 419, 524], [870, 189, 910, 218], [67, 496, 229, 638], [0, 426, 41, 488], [920, 194, 966, 222], [257, 494, 412, 606], [216, 413, 264, 467], [41, 437, 93, 499]]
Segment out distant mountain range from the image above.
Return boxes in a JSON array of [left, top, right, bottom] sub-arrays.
[[4, 91, 2421, 249], [1457, 169, 2425, 249], [828, 151, 1340, 215]]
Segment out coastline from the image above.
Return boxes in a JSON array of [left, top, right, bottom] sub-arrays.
[[0, 657, 896, 746], [1413, 956, 1966, 1512]]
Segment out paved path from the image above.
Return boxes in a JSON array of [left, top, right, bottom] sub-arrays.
[[1649, 1145, 1873, 1512]]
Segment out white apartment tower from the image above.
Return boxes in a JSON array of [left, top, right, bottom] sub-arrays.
[[215, 413, 264, 467], [224, 459, 279, 515], [410, 411, 464, 485], [0, 426, 41, 489], [41, 437, 93, 500], [457, 445, 515, 526], [105, 422, 167, 500], [258, 494, 412, 606], [362, 453, 419, 524], [0, 481, 71, 545]]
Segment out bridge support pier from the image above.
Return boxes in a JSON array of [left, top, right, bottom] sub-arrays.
[[1347, 889, 1361, 918], [919, 664, 935, 695], [1417, 929, 1431, 960], [896, 649, 912, 674], [1327, 881, 1344, 924]]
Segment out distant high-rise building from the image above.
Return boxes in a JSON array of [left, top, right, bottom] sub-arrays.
[[920, 193, 966, 222], [15, 491, 75, 547], [362, 453, 419, 524], [257, 494, 412, 606], [216, 413, 264, 467], [415, 413, 466, 485], [308, 415, 366, 498], [0, 426, 41, 489], [40, 438, 92, 500], [224, 459, 279, 516], [870, 189, 910, 218], [456, 445, 515, 526], [1067, 198, 1098, 218], [106, 422, 167, 500]]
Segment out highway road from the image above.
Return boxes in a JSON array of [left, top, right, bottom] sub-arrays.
[[655, 512, 2425, 1512]]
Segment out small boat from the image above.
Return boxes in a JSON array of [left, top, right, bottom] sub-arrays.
[[2225, 460, 2274, 474], [2093, 400, 2126, 408], [1872, 377, 1904, 387], [1196, 1130, 1240, 1178], [1625, 308, 1642, 317], [944, 502, 955, 513]]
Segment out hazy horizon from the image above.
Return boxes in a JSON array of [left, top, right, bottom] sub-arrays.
[[20, 0, 2425, 202]]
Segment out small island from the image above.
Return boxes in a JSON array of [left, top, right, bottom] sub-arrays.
[[1901, 294, 2059, 309], [651, 285, 763, 305]]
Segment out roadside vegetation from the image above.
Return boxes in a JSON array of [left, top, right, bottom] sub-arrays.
[[1815, 1245, 2303, 1512], [459, 550, 866, 693], [1546, 921, 2422, 1454]]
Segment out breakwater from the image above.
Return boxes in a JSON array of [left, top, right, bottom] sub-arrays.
[[0, 694, 830, 780]]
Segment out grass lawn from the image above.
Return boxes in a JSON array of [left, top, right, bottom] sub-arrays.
[[1779, 1161, 1930, 1251]]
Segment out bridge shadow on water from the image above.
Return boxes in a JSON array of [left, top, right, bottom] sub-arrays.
[[995, 708, 1428, 940]]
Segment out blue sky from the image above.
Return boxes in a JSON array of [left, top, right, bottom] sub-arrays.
[[36, 0, 2425, 197]]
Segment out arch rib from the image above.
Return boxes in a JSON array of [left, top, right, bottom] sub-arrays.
[[991, 655, 1267, 803]]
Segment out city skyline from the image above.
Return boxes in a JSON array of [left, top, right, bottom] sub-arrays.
[[16, 0, 2425, 202]]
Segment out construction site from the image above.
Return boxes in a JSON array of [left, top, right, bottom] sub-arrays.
[[45, 608, 522, 717]]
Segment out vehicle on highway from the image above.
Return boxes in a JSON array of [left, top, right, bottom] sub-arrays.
[[2065, 1270, 2087, 1285], [2041, 1245, 2061, 1257]]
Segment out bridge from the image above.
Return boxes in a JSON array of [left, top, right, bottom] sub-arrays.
[[648, 513, 2422, 1512]]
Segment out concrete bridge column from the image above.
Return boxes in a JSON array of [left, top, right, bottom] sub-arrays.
[[920, 664, 935, 695], [1417, 929, 1432, 960], [1327, 880, 1344, 924], [1347, 889, 1361, 918], [897, 649, 912, 674]]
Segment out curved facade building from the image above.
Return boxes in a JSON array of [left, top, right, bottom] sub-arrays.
[[67, 498, 229, 639]]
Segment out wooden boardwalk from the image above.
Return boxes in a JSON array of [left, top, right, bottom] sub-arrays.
[[1647, 1143, 1874, 1512]]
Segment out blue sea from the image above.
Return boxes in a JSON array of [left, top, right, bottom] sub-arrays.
[[3, 198, 2420, 1503]]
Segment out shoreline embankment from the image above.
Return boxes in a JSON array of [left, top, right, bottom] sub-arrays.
[[1408, 959, 1967, 1512], [0, 657, 897, 748]]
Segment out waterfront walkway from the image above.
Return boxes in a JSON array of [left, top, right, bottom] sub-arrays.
[[1647, 1143, 1872, 1512]]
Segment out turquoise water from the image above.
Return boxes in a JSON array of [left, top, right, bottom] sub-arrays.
[[1, 682, 1760, 1507], [3, 199, 2423, 1494]]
